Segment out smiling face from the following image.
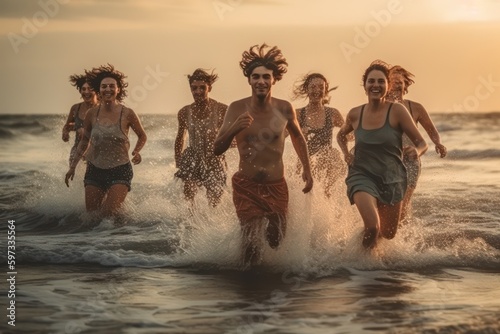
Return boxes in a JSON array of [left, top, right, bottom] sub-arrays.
[[364, 70, 388, 100], [249, 66, 275, 99], [80, 82, 96, 103], [99, 77, 120, 103], [306, 77, 326, 103], [190, 80, 211, 104]]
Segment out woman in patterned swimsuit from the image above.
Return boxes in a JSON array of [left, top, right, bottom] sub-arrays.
[[387, 65, 447, 222], [337, 61, 428, 249], [62, 72, 97, 163], [292, 73, 347, 198]]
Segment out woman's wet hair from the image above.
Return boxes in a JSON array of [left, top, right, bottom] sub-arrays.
[[389, 65, 415, 94], [362, 59, 391, 86], [69, 74, 89, 92], [86, 64, 128, 102], [292, 72, 338, 104]]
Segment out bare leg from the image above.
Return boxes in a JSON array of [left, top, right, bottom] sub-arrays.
[[85, 185, 106, 213], [241, 218, 264, 267], [100, 184, 129, 218], [353, 191, 380, 249], [378, 201, 402, 240], [400, 186, 416, 223], [266, 213, 286, 249]]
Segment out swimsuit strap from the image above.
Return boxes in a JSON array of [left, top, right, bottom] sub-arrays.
[[118, 106, 127, 136], [385, 103, 393, 123], [358, 104, 366, 129], [95, 104, 101, 121], [407, 100, 413, 116]]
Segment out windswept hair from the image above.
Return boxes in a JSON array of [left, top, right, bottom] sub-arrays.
[[69, 73, 88, 91], [389, 65, 415, 94], [187, 68, 218, 86], [239, 43, 288, 81], [86, 63, 128, 102], [362, 59, 391, 86], [292, 72, 338, 105]]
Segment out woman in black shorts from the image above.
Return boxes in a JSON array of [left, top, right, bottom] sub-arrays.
[[65, 64, 147, 218]]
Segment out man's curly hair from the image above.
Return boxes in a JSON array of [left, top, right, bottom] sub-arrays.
[[187, 68, 218, 86], [86, 64, 128, 102], [239, 44, 288, 81]]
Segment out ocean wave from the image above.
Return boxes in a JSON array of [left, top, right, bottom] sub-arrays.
[[448, 149, 500, 159], [3, 208, 499, 274], [0, 126, 14, 138]]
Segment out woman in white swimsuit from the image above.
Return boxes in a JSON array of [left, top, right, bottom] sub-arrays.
[[65, 64, 147, 219]]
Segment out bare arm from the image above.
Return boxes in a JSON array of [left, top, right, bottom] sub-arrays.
[[336, 108, 355, 165], [128, 108, 147, 165], [286, 103, 313, 193], [331, 108, 345, 128], [213, 102, 253, 156], [62, 104, 77, 142], [396, 104, 428, 159], [65, 109, 94, 187], [218, 103, 237, 148], [414, 102, 447, 158], [331, 107, 354, 142], [174, 108, 188, 167]]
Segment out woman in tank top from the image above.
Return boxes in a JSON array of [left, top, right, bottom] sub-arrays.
[[337, 60, 428, 249], [387, 65, 447, 222], [292, 73, 347, 198], [65, 64, 147, 219], [62, 73, 98, 163]]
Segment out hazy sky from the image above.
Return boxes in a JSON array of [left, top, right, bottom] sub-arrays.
[[1, 0, 500, 115]]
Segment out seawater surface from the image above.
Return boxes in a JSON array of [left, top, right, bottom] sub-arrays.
[[0, 113, 499, 334]]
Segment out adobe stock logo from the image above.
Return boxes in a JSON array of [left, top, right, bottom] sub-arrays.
[[448, 75, 500, 112], [339, 0, 404, 63], [127, 65, 170, 109], [8, 0, 70, 54], [212, 0, 243, 21]]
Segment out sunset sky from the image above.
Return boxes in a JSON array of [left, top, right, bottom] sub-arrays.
[[1, 0, 500, 115]]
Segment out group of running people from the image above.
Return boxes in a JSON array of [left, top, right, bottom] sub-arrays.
[[62, 44, 446, 266]]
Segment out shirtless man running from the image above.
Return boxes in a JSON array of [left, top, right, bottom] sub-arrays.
[[214, 44, 313, 267]]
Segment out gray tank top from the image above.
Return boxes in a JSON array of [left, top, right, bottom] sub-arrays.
[[352, 103, 405, 185], [86, 105, 130, 169]]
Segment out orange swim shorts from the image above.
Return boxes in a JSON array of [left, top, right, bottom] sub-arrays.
[[231, 172, 289, 224]]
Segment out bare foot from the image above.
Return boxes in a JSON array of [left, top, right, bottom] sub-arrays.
[[362, 227, 378, 249]]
